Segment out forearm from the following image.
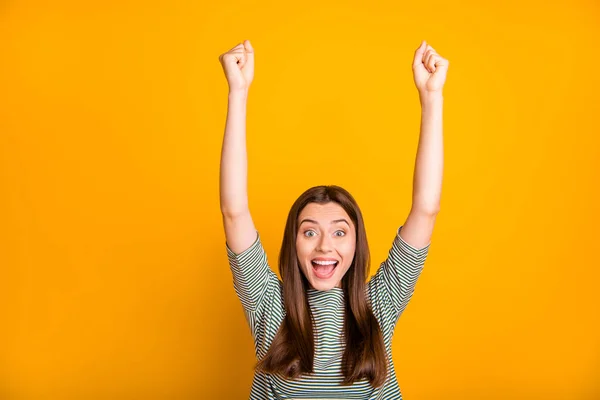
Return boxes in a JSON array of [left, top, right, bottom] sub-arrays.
[[220, 89, 250, 216], [412, 93, 444, 214]]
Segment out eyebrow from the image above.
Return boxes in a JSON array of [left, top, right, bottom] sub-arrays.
[[299, 218, 350, 228]]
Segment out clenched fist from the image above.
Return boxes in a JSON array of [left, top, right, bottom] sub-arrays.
[[412, 40, 449, 99], [219, 39, 255, 92]]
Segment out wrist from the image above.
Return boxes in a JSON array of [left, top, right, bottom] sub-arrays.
[[419, 91, 443, 108], [229, 88, 249, 98]]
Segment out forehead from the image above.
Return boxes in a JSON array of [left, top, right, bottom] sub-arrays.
[[298, 202, 351, 224]]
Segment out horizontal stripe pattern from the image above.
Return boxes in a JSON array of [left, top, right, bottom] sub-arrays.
[[226, 226, 430, 399]]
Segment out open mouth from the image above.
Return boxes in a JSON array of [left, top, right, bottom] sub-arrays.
[[311, 260, 338, 279]]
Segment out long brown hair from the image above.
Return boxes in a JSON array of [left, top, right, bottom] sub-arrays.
[[255, 185, 387, 387]]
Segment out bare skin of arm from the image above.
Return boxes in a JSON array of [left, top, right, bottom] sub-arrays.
[[219, 41, 258, 254], [400, 41, 449, 249]]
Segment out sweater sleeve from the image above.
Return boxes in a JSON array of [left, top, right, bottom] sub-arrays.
[[225, 231, 284, 351], [367, 225, 430, 326]]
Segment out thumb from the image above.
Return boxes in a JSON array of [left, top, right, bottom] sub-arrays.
[[244, 39, 254, 53], [244, 40, 254, 62], [412, 40, 427, 69]]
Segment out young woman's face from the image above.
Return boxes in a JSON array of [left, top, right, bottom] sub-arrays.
[[296, 202, 356, 291]]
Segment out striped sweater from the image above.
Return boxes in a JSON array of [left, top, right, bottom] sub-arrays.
[[226, 225, 430, 399]]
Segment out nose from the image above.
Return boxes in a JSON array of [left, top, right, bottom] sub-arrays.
[[316, 234, 333, 253]]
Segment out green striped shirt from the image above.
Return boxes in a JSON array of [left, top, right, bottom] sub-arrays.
[[226, 226, 430, 399]]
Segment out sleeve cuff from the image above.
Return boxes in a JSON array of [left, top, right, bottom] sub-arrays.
[[396, 225, 431, 256], [226, 230, 261, 261]]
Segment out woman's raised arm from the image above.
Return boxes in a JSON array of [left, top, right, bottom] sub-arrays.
[[219, 40, 258, 255]]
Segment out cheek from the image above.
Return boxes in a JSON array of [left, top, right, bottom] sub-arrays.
[[341, 241, 356, 257], [295, 241, 311, 264]]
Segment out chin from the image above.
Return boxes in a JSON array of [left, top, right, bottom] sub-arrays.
[[309, 278, 340, 291]]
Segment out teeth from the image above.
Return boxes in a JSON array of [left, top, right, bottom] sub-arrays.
[[312, 260, 337, 265]]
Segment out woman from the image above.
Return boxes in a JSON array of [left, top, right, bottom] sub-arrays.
[[219, 39, 447, 399]]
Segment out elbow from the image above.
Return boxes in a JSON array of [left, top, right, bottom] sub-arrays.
[[412, 203, 440, 216], [220, 198, 249, 218], [221, 207, 250, 219]]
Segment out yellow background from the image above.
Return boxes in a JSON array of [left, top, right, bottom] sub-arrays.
[[1, 0, 599, 399]]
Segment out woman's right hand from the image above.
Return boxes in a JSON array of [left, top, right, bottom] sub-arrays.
[[219, 40, 255, 92]]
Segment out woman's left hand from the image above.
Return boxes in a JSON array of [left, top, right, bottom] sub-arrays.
[[412, 41, 449, 99]]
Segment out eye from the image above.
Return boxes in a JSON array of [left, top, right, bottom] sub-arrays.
[[334, 230, 346, 237], [304, 230, 316, 237]]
